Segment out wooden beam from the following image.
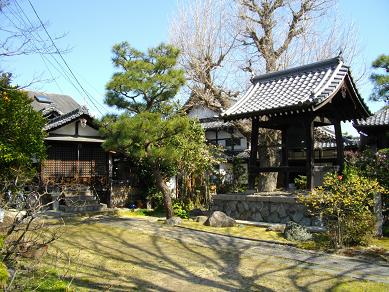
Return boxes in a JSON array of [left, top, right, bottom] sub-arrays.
[[333, 119, 344, 173], [281, 127, 289, 189], [248, 116, 259, 190], [256, 166, 305, 173], [313, 116, 332, 125], [305, 117, 314, 190]]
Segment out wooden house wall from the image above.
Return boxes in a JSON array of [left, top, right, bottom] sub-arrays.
[[42, 142, 107, 179]]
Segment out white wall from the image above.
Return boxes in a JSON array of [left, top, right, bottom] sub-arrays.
[[187, 105, 217, 119], [78, 124, 100, 136], [50, 120, 100, 137], [52, 122, 75, 135]]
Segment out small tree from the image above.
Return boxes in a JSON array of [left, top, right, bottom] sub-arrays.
[[0, 73, 46, 192], [347, 149, 389, 231], [370, 54, 389, 104], [0, 74, 64, 289], [299, 168, 386, 247], [102, 112, 215, 218], [103, 43, 215, 218]]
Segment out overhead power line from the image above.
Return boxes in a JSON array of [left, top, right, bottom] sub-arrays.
[[24, 0, 108, 116]]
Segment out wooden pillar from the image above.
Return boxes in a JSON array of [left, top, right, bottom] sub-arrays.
[[305, 118, 314, 190], [248, 116, 259, 190], [334, 119, 344, 173], [281, 127, 289, 190]]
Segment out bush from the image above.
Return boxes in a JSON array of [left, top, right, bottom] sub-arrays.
[[172, 201, 189, 219], [0, 262, 8, 288], [284, 221, 312, 241], [294, 175, 307, 190], [298, 168, 385, 247], [346, 149, 389, 222]]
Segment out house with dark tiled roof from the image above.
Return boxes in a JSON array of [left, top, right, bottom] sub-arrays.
[[28, 91, 111, 210], [354, 106, 389, 150]]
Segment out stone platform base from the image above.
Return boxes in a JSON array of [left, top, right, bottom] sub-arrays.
[[211, 192, 321, 226]]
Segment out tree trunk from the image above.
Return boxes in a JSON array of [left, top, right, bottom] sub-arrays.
[[153, 168, 174, 219], [234, 120, 280, 192], [374, 192, 383, 237], [257, 129, 280, 192]]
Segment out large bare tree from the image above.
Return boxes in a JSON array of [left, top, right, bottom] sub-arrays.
[[170, 0, 361, 191], [170, 0, 242, 111]]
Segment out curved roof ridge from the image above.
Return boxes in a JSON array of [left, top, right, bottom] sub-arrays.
[[222, 56, 369, 120], [252, 56, 341, 83], [44, 106, 90, 131]]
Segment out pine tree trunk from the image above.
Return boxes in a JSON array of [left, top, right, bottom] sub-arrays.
[[153, 168, 174, 219]]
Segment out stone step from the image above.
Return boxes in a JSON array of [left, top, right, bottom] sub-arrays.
[[63, 189, 92, 197], [63, 195, 98, 202], [62, 199, 99, 208], [59, 204, 102, 213]]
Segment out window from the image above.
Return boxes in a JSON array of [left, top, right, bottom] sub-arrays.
[[225, 138, 241, 147], [35, 95, 52, 103]]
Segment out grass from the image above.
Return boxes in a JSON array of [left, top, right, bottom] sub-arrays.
[[13, 266, 71, 291], [116, 208, 165, 218], [372, 237, 389, 250], [12, 218, 388, 291], [115, 210, 389, 252]]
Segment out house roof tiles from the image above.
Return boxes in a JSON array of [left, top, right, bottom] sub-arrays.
[[355, 107, 389, 128], [44, 106, 90, 131], [28, 91, 80, 115], [222, 57, 369, 120], [199, 117, 233, 130]]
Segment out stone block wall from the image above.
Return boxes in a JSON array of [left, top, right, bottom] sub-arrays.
[[211, 193, 321, 226]]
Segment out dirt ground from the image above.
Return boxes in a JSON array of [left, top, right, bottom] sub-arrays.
[[40, 216, 389, 291]]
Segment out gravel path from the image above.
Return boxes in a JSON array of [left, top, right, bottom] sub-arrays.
[[87, 216, 389, 284]]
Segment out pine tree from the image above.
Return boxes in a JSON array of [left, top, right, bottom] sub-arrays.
[[370, 54, 389, 104], [102, 43, 214, 218]]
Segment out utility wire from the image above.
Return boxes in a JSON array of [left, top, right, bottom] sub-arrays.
[[10, 1, 92, 102], [26, 0, 106, 116], [7, 2, 65, 93]]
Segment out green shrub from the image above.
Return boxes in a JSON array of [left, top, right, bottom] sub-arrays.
[[326, 212, 376, 246], [172, 201, 189, 219], [16, 268, 69, 291], [346, 149, 389, 223], [0, 235, 4, 249], [298, 168, 385, 247], [146, 190, 165, 211], [0, 262, 8, 288], [294, 175, 307, 190]]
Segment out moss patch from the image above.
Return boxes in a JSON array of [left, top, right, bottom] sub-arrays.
[[13, 267, 71, 291], [116, 208, 165, 218], [371, 237, 389, 250], [17, 221, 388, 291]]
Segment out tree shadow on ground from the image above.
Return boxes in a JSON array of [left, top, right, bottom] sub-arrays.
[[49, 217, 387, 291]]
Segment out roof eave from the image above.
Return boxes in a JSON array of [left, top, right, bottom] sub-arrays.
[[223, 103, 314, 121]]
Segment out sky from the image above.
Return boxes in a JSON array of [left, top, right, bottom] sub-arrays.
[[2, 0, 389, 135]]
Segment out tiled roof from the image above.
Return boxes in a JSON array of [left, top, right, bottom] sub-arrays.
[[223, 57, 368, 119], [40, 106, 64, 117], [355, 107, 389, 128], [28, 91, 81, 115], [199, 117, 233, 130], [44, 106, 90, 131]]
